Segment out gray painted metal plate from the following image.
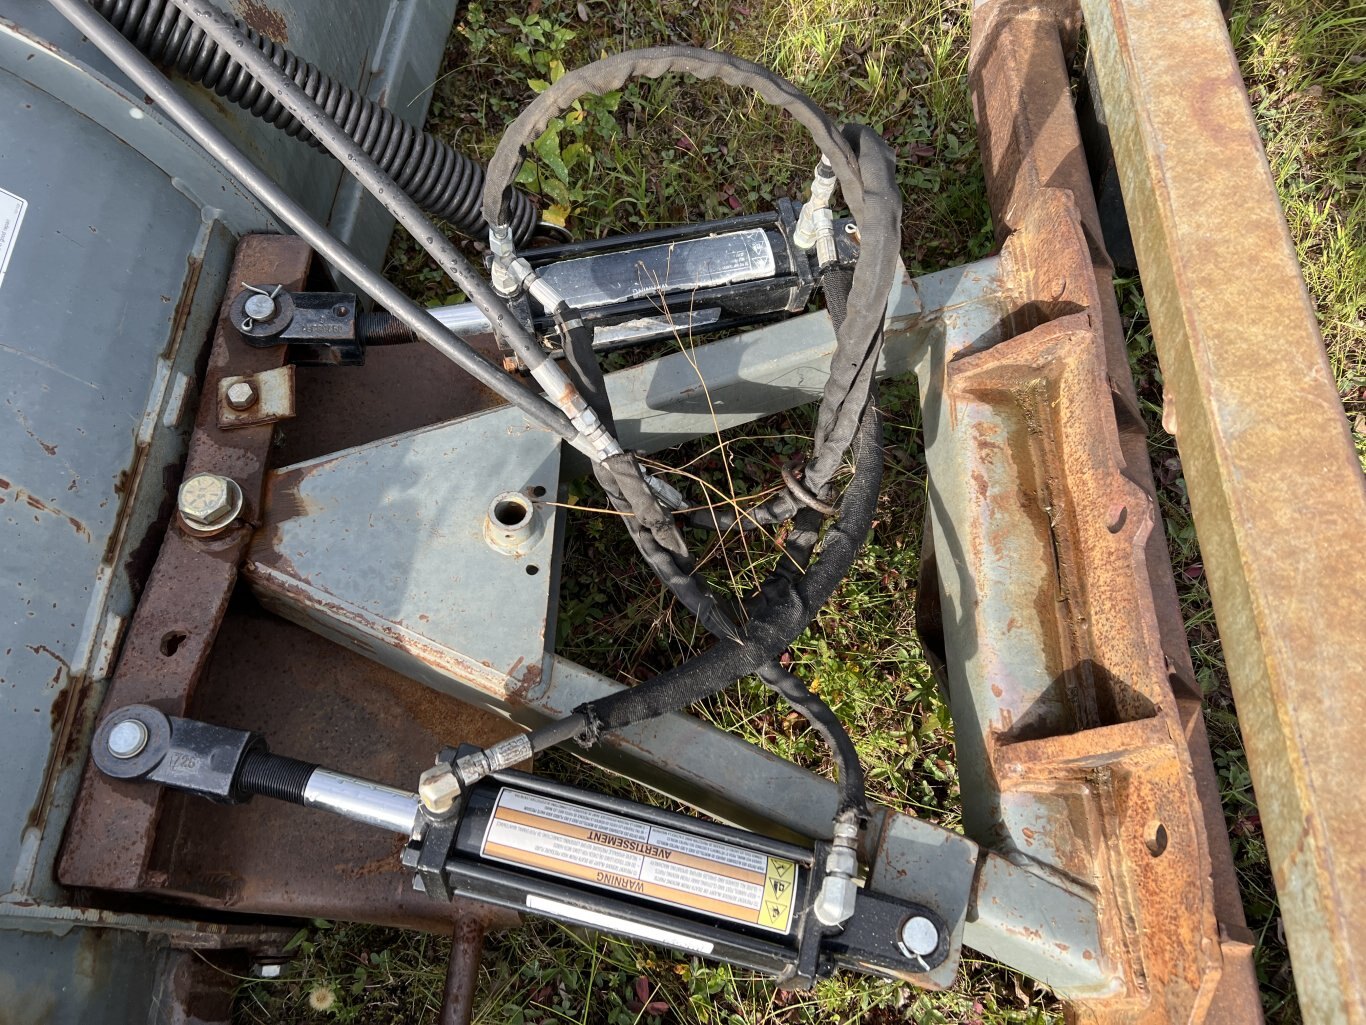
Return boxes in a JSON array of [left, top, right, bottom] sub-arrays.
[[0, 54, 241, 903], [0, 8, 454, 1017], [7, 0, 458, 268], [248, 404, 562, 706]]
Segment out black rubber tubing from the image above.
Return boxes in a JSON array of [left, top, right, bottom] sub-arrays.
[[579, 404, 885, 738], [485, 51, 901, 531], [88, 0, 539, 243], [485, 50, 899, 818]]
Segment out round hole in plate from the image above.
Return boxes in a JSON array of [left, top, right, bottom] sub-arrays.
[[493, 496, 532, 527], [531, 485, 547, 498], [160, 630, 187, 657], [1144, 821, 1168, 857], [526, 565, 540, 576]]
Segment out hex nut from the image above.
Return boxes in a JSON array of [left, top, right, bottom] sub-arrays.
[[226, 380, 259, 410], [178, 473, 244, 535]]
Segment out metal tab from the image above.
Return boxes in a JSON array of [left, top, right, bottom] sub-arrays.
[[217, 366, 296, 430]]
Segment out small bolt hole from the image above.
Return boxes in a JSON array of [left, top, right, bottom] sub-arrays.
[[1145, 821, 1168, 857], [493, 498, 531, 527], [531, 485, 547, 498], [526, 565, 540, 576], [160, 630, 187, 657]]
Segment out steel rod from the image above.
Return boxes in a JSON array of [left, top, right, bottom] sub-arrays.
[[163, 0, 559, 377], [46, 0, 579, 447]]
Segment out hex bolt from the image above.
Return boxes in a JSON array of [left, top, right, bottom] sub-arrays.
[[107, 719, 148, 759], [225, 380, 259, 411], [899, 915, 940, 958], [178, 472, 245, 536], [243, 292, 276, 321]]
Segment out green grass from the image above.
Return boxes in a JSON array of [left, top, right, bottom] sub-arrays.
[[234, 1, 1363, 1022]]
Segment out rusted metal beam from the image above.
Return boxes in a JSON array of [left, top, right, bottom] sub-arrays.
[[1081, 0, 1366, 1021], [59, 234, 312, 892], [965, 1, 1263, 1020], [440, 918, 487, 1025]]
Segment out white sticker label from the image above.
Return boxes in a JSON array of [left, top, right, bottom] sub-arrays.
[[482, 788, 799, 934], [525, 895, 715, 955], [0, 187, 28, 292]]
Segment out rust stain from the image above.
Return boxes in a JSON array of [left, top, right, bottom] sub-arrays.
[[60, 235, 313, 895], [28, 668, 88, 831], [238, 0, 289, 44], [334, 837, 408, 880], [27, 644, 68, 688], [0, 479, 91, 540], [517, 661, 543, 696], [162, 252, 204, 361]]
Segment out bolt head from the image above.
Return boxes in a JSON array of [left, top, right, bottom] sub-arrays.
[[899, 915, 939, 957], [243, 293, 276, 320], [108, 719, 148, 759], [179, 474, 232, 523], [178, 474, 243, 534], [226, 380, 259, 410]]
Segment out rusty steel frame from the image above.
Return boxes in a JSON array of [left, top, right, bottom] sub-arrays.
[[956, 1, 1263, 1019], [57, 236, 515, 1025], [1081, 1, 1366, 1022], [226, 4, 1278, 1010]]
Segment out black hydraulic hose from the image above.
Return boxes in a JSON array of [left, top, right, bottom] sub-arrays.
[[578, 405, 884, 737], [45, 0, 578, 447], [88, 0, 539, 243], [583, 414, 881, 819], [477, 49, 897, 818], [757, 663, 867, 816]]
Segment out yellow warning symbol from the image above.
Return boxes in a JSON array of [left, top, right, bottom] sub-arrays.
[[757, 857, 797, 931]]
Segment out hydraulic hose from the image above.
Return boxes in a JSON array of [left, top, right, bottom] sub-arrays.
[[88, 0, 539, 243], [475, 48, 900, 820]]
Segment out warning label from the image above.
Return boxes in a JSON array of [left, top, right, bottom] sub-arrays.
[[480, 788, 799, 934], [0, 186, 27, 293]]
